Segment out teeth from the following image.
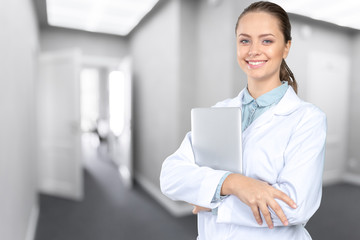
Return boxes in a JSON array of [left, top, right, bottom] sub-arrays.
[[248, 61, 265, 65]]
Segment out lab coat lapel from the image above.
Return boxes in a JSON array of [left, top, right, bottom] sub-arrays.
[[242, 108, 275, 140], [242, 86, 301, 139], [273, 87, 302, 116], [232, 89, 244, 108]]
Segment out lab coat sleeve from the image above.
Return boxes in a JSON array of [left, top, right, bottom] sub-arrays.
[[160, 132, 230, 208], [217, 107, 327, 227]]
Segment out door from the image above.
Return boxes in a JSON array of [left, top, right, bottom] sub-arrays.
[[109, 56, 133, 188], [37, 49, 83, 200]]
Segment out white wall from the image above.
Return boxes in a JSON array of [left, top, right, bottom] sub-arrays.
[[288, 17, 353, 98], [0, 0, 39, 239], [195, 0, 251, 107], [347, 33, 360, 176], [40, 27, 129, 59], [130, 0, 181, 187], [177, 0, 198, 136], [195, 0, 235, 106]]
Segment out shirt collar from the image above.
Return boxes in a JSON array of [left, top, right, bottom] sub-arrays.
[[242, 87, 254, 105], [236, 85, 302, 115], [242, 81, 289, 107]]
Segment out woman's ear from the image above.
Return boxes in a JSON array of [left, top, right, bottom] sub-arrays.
[[283, 40, 291, 59]]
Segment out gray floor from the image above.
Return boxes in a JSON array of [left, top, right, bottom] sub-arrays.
[[306, 183, 360, 239], [35, 142, 197, 240], [35, 141, 360, 239]]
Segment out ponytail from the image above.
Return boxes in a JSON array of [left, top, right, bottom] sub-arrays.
[[280, 59, 297, 94]]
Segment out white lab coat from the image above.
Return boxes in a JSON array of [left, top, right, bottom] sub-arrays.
[[160, 87, 327, 240]]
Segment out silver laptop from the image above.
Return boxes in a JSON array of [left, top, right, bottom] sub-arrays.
[[191, 107, 242, 173]]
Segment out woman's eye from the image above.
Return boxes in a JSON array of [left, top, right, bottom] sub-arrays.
[[263, 40, 273, 44], [240, 39, 250, 44]]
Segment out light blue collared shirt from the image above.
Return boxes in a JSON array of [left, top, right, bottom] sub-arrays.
[[211, 82, 289, 214], [242, 81, 289, 132]]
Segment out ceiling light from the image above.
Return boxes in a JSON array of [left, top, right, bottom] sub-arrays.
[[46, 0, 159, 36]]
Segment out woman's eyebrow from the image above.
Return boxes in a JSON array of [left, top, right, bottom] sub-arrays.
[[259, 33, 275, 38], [238, 33, 276, 38], [238, 33, 251, 38]]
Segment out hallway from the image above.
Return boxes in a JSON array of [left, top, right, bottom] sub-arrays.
[[34, 134, 197, 240], [2, 1, 360, 239]]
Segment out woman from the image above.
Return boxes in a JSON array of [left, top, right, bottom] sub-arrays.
[[160, 1, 327, 239]]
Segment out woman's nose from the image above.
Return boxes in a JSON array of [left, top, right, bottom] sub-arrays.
[[248, 43, 260, 57]]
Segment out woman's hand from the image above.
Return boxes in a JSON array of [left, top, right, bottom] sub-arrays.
[[221, 173, 297, 229], [191, 204, 211, 214]]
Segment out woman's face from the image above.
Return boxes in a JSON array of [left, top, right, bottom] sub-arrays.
[[236, 11, 291, 84]]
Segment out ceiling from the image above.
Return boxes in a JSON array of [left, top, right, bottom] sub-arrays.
[[33, 0, 360, 37], [35, 0, 159, 36], [271, 0, 360, 30]]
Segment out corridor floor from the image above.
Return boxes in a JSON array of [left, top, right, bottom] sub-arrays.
[[34, 135, 360, 240], [34, 136, 197, 240]]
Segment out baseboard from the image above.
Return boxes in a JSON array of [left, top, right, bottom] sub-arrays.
[[342, 172, 360, 186], [25, 203, 39, 240], [135, 172, 193, 217]]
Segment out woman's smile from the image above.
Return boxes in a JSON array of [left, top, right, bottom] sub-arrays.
[[246, 60, 267, 69]]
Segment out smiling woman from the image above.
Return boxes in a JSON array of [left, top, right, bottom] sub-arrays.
[[160, 1, 327, 240], [235, 4, 296, 98], [236, 13, 290, 98]]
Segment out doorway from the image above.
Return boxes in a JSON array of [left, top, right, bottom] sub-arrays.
[[80, 55, 133, 188], [37, 50, 133, 201]]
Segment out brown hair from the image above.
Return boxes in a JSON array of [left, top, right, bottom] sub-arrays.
[[235, 1, 297, 93]]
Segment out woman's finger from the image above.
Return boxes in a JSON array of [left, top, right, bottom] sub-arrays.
[[192, 205, 211, 214], [268, 199, 289, 226], [274, 190, 297, 209], [259, 203, 273, 229], [192, 206, 200, 214], [192, 206, 198, 214], [250, 205, 263, 225]]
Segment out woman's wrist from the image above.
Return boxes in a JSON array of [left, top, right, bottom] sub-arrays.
[[221, 173, 243, 196]]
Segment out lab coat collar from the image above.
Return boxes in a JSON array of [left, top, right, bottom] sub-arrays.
[[236, 86, 301, 116], [272, 86, 302, 116]]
